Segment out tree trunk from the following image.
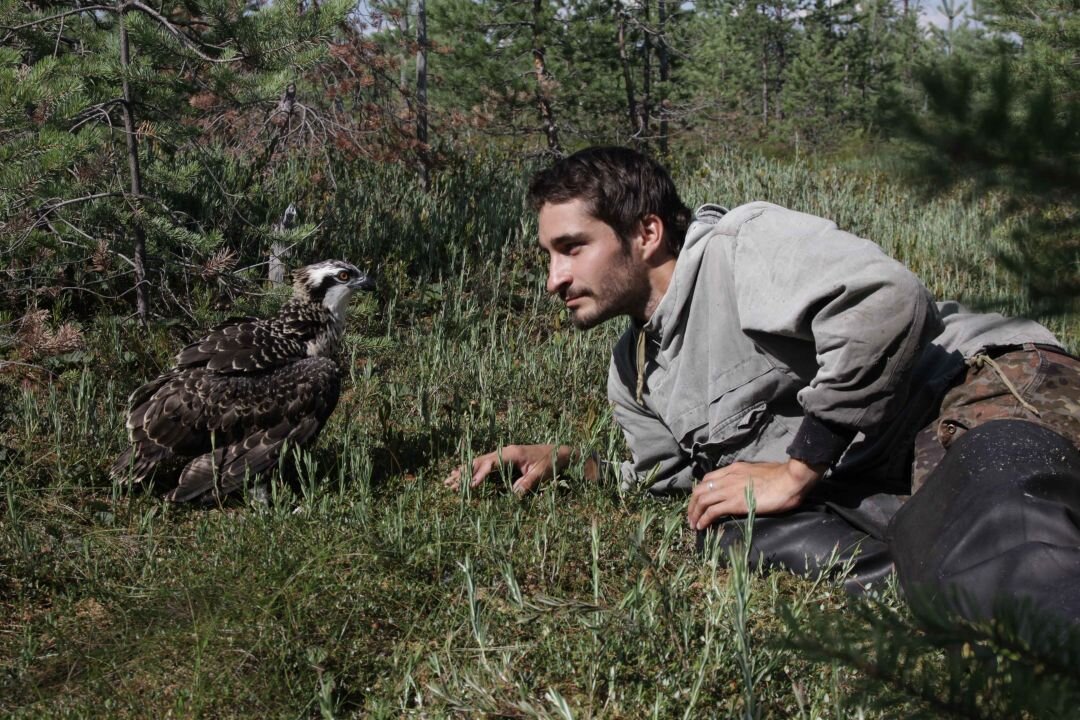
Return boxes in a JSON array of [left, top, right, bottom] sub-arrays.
[[416, 0, 430, 189], [617, 8, 640, 140], [774, 0, 785, 124], [118, 2, 149, 326], [657, 0, 669, 155], [531, 0, 562, 154], [269, 204, 297, 286], [640, 0, 652, 149], [761, 49, 768, 129]]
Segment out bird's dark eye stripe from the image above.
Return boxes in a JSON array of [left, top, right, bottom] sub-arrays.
[[308, 274, 336, 299]]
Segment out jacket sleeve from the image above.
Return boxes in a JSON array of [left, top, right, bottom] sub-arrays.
[[607, 350, 695, 494], [729, 204, 940, 466]]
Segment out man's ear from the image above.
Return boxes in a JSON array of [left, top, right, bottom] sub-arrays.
[[638, 213, 667, 262]]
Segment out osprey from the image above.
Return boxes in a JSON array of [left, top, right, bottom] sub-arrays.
[[111, 259, 375, 503]]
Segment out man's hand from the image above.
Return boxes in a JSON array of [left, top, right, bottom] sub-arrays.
[[687, 458, 824, 530], [444, 444, 575, 496]]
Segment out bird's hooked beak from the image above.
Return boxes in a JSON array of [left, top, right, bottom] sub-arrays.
[[348, 272, 376, 292]]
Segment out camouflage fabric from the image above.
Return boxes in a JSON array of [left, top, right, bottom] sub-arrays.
[[911, 344, 1080, 492]]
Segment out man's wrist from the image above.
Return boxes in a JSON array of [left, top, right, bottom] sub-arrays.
[[786, 456, 826, 486], [558, 446, 603, 482], [784, 457, 825, 506]]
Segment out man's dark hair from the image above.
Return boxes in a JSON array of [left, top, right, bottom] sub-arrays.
[[527, 146, 692, 255]]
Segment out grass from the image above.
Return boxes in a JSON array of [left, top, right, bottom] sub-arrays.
[[2, 148, 1078, 718]]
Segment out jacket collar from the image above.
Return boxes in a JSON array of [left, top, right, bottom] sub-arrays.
[[631, 204, 727, 404], [639, 203, 727, 342]]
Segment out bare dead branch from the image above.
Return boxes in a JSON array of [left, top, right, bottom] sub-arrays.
[[5, 1, 305, 65], [2, 5, 114, 32], [70, 98, 125, 132], [0, 360, 58, 378], [41, 192, 125, 214]]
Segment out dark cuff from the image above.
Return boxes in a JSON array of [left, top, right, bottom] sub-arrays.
[[786, 414, 858, 468]]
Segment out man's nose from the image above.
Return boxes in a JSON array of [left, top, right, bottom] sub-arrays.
[[546, 258, 570, 295]]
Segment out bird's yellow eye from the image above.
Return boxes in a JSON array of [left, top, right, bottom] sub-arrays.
[[337, 270, 350, 281]]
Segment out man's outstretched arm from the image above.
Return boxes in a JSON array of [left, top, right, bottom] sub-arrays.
[[444, 444, 599, 495]]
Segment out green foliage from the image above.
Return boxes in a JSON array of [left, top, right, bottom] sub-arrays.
[[784, 591, 1080, 719], [3, 0, 1079, 710], [978, 0, 1079, 95], [426, 0, 636, 150], [593, 0, 929, 153], [2, 151, 1077, 717], [678, 0, 770, 143], [0, 0, 354, 325], [894, 56, 1078, 199], [885, 1, 1080, 310]]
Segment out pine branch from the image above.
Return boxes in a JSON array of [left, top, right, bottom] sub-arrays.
[[122, 1, 238, 64], [4, 1, 310, 65], [782, 593, 1080, 719]]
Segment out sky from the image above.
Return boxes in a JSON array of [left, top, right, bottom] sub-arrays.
[[918, 0, 973, 30]]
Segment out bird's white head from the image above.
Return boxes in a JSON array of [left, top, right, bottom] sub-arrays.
[[292, 260, 376, 319]]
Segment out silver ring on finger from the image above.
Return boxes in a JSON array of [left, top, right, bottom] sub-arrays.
[[708, 482, 714, 490]]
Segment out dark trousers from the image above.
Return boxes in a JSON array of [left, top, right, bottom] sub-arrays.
[[698, 496, 896, 596], [701, 419, 1080, 624], [889, 419, 1080, 622]]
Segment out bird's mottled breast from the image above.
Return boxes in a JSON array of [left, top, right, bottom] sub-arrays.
[[307, 328, 343, 357]]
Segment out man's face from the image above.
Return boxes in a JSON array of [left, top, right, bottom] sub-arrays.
[[538, 199, 650, 329]]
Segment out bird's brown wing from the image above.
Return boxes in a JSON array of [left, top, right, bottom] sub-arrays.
[[111, 370, 185, 483], [161, 356, 342, 502], [174, 316, 318, 374]]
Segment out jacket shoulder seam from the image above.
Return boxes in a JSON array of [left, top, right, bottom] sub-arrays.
[[719, 204, 770, 238]]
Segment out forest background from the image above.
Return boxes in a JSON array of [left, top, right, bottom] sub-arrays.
[[2, 0, 1080, 716]]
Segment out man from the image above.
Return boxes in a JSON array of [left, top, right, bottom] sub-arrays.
[[445, 146, 1080, 624]]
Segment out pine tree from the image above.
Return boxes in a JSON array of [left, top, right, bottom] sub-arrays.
[[0, 0, 353, 324], [887, 0, 1080, 307], [428, 0, 568, 154], [780, 0, 847, 149], [678, 0, 769, 146], [783, 590, 1080, 718], [425, 0, 690, 153]]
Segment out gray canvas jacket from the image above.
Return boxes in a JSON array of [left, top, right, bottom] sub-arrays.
[[609, 202, 1061, 495]]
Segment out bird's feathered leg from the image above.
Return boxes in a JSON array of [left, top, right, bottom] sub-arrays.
[[166, 447, 229, 503]]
